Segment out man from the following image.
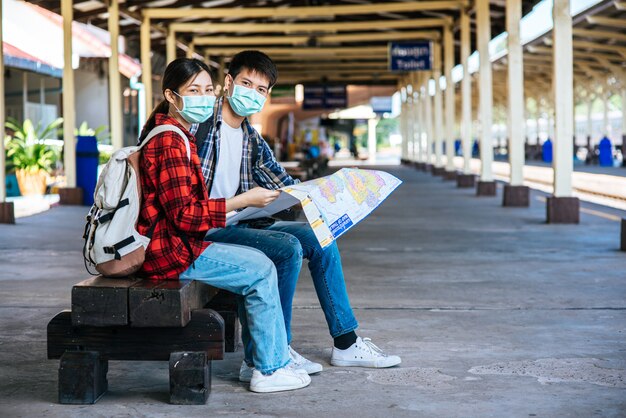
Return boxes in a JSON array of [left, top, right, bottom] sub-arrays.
[[195, 50, 401, 382]]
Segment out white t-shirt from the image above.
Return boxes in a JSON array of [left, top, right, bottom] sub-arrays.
[[209, 122, 243, 199]]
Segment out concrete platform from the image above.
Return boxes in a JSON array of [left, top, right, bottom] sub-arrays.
[[1, 166, 625, 417]]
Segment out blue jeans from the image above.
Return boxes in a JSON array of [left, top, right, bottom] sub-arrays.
[[207, 221, 359, 345], [180, 242, 289, 374]]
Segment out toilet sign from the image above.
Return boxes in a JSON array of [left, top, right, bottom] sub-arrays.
[[388, 41, 432, 72]]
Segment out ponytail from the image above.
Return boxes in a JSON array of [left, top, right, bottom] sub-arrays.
[[138, 100, 169, 144]]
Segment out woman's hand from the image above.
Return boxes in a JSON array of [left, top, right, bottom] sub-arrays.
[[225, 187, 280, 212]]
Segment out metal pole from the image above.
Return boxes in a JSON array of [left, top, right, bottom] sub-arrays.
[[507, 0, 525, 186], [477, 0, 494, 182], [0, 0, 6, 202], [140, 15, 152, 124], [166, 27, 176, 64], [62, 0, 76, 188], [444, 25, 455, 172], [433, 42, 444, 168], [108, 0, 123, 150], [425, 75, 434, 166], [461, 10, 472, 174], [552, 0, 574, 197]]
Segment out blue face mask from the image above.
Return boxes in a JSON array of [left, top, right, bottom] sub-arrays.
[[227, 84, 267, 117], [173, 92, 216, 124]]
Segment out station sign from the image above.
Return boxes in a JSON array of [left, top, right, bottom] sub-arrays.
[[388, 41, 432, 72], [302, 85, 347, 110], [370, 96, 393, 114]]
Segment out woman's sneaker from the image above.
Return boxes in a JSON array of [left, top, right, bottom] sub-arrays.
[[239, 360, 307, 383], [249, 365, 311, 393], [330, 337, 401, 368], [289, 346, 323, 374]]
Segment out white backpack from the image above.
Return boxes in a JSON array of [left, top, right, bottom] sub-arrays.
[[83, 125, 191, 277]]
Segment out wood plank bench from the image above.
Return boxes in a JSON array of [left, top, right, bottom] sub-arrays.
[[47, 277, 239, 405]]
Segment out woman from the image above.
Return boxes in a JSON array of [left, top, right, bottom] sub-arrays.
[[136, 58, 309, 393]]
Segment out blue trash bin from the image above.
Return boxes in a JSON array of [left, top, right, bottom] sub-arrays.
[[598, 136, 613, 167], [76, 135, 99, 206], [542, 138, 553, 163], [454, 139, 461, 156]]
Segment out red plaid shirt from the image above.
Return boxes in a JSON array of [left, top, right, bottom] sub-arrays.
[[137, 114, 226, 280]]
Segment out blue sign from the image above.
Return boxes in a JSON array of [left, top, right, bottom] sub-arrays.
[[389, 41, 432, 72], [329, 214, 354, 239], [302, 85, 347, 110], [370, 96, 393, 114]]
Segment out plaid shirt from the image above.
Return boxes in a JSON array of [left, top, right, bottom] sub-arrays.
[[195, 97, 295, 194], [138, 113, 226, 280]]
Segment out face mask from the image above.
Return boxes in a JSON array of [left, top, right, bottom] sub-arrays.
[[172, 91, 216, 123], [227, 83, 267, 117]]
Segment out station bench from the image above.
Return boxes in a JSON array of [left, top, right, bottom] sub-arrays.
[[47, 276, 239, 405]]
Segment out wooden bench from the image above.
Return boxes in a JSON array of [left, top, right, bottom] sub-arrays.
[[47, 276, 239, 405]]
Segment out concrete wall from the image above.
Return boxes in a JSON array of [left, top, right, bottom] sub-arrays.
[[74, 66, 110, 132]]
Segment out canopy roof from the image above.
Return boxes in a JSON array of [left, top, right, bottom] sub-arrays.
[[25, 0, 625, 89]]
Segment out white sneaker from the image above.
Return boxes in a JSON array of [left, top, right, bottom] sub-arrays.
[[330, 337, 401, 368], [289, 346, 323, 375], [239, 360, 308, 383], [249, 365, 311, 393]]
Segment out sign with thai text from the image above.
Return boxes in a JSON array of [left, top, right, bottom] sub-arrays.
[[389, 42, 432, 72]]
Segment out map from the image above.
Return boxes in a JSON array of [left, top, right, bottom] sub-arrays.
[[226, 168, 402, 248]]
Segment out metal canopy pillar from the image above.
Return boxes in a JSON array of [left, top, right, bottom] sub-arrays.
[[59, 0, 82, 205], [406, 87, 414, 162], [0, 0, 14, 223], [476, 0, 496, 196], [444, 25, 456, 179], [418, 77, 426, 167], [586, 97, 593, 158], [622, 87, 626, 167], [458, 9, 475, 188], [400, 81, 409, 163], [421, 75, 430, 167], [547, 0, 579, 223], [140, 15, 152, 124], [433, 42, 444, 175], [414, 73, 423, 166], [166, 27, 176, 64], [108, 0, 123, 151], [503, 0, 529, 206], [405, 78, 411, 163], [425, 74, 434, 169]]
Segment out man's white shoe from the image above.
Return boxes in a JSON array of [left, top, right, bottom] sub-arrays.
[[289, 346, 323, 375], [330, 337, 401, 368], [239, 360, 308, 383], [249, 365, 311, 393]]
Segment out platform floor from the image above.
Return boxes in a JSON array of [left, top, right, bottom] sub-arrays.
[[0, 165, 625, 417]]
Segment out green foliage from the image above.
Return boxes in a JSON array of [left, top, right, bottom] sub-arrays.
[[376, 118, 399, 147], [4, 117, 63, 174], [99, 150, 112, 165], [75, 121, 110, 143]]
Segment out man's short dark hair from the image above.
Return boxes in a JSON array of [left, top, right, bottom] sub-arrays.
[[228, 50, 278, 88]]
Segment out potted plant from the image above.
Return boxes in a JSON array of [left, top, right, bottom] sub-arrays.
[[5, 117, 63, 196]]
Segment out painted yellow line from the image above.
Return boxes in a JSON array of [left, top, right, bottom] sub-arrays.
[[580, 207, 622, 222], [535, 196, 621, 222]]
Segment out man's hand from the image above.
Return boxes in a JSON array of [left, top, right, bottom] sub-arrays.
[[225, 187, 279, 212], [242, 187, 280, 208]]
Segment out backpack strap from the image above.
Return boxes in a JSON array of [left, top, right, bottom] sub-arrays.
[[140, 124, 191, 161], [194, 120, 211, 151]]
